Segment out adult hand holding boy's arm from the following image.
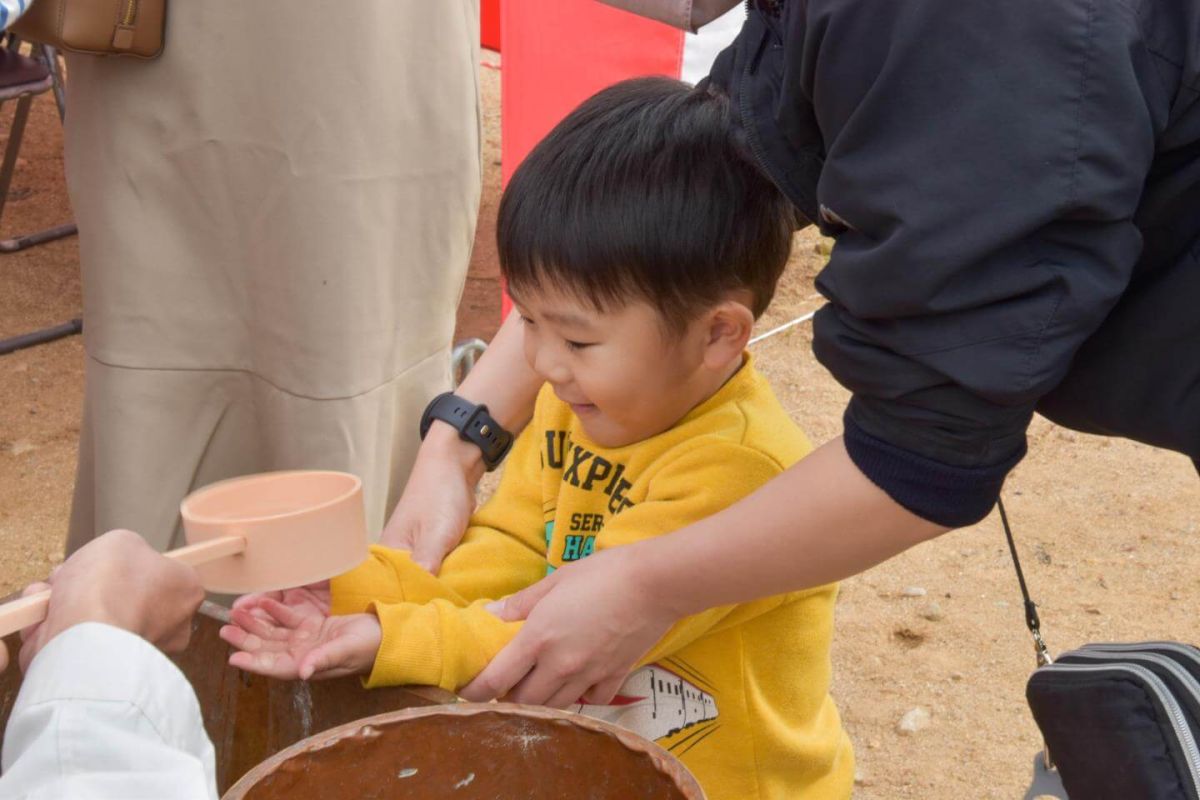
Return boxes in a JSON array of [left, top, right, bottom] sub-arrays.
[[381, 313, 541, 572], [462, 437, 946, 706]]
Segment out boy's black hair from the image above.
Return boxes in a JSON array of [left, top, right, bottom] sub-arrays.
[[498, 76, 797, 331]]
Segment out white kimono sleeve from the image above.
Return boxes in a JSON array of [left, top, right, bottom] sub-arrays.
[[0, 622, 217, 799]]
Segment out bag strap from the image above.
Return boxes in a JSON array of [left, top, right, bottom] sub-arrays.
[[1000, 498, 1060, 778], [998, 497, 1053, 667]]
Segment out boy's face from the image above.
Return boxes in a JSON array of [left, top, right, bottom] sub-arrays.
[[511, 286, 716, 448]]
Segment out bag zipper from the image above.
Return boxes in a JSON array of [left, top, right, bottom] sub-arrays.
[[110, 0, 139, 50], [1062, 649, 1200, 718], [1085, 642, 1200, 675], [1038, 660, 1200, 795]]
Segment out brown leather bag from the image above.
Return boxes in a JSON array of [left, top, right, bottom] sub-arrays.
[[11, 0, 165, 59]]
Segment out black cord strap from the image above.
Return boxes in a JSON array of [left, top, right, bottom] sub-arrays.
[[998, 497, 1052, 666]]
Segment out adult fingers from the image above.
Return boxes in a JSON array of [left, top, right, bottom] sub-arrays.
[[502, 658, 601, 708], [0, 642, 7, 673], [486, 571, 562, 622], [541, 677, 596, 710], [17, 580, 55, 672], [17, 631, 45, 673], [18, 582, 51, 643], [16, 638, 32, 674], [582, 673, 628, 706], [459, 631, 540, 702]]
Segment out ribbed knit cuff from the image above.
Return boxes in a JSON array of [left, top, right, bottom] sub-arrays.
[[843, 413, 1024, 527], [364, 602, 445, 690]]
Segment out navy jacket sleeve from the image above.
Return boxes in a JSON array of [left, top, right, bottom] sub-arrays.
[[785, 0, 1164, 525]]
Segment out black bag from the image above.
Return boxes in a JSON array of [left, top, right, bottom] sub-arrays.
[[1002, 500, 1200, 800]]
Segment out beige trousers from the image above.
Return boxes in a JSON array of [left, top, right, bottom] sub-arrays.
[[63, 1, 481, 551]]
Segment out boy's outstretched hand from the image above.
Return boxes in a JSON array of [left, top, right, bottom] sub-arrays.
[[232, 582, 332, 621], [219, 590, 380, 681]]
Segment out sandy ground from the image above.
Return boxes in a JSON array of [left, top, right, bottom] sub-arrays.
[[2, 48, 1198, 799]]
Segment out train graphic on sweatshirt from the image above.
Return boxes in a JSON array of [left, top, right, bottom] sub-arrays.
[[572, 664, 719, 743]]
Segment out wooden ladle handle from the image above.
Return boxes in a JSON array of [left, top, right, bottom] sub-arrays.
[[0, 535, 247, 639]]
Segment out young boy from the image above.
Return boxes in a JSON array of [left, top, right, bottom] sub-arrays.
[[222, 77, 854, 799]]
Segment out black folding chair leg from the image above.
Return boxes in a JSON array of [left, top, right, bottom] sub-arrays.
[[0, 85, 77, 252], [39, 45, 66, 121], [0, 91, 33, 211], [0, 222, 78, 252], [0, 318, 82, 356]]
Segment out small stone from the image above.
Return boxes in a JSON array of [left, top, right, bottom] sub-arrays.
[[950, 672, 965, 682], [1171, 591, 1182, 601], [897, 707, 931, 735], [813, 237, 834, 256], [920, 602, 944, 622], [854, 767, 870, 786], [867, 739, 881, 750], [901, 586, 927, 598], [1085, 606, 1102, 615]]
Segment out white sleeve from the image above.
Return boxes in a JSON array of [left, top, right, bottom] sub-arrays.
[[0, 622, 218, 800]]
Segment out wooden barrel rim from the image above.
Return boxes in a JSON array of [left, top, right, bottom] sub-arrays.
[[223, 701, 706, 799]]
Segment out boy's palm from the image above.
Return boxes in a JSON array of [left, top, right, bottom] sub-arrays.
[[220, 596, 380, 681]]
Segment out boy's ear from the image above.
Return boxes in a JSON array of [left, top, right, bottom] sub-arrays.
[[701, 299, 755, 370]]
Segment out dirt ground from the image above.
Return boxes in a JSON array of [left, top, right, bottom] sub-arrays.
[[2, 49, 1198, 799]]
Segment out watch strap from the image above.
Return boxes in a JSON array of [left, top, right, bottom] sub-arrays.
[[419, 392, 514, 471]]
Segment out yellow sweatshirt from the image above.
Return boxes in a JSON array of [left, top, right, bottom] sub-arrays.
[[331, 356, 854, 799]]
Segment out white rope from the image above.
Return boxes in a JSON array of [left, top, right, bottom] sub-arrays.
[[748, 309, 817, 346]]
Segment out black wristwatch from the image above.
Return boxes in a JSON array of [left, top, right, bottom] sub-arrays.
[[419, 392, 514, 471]]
